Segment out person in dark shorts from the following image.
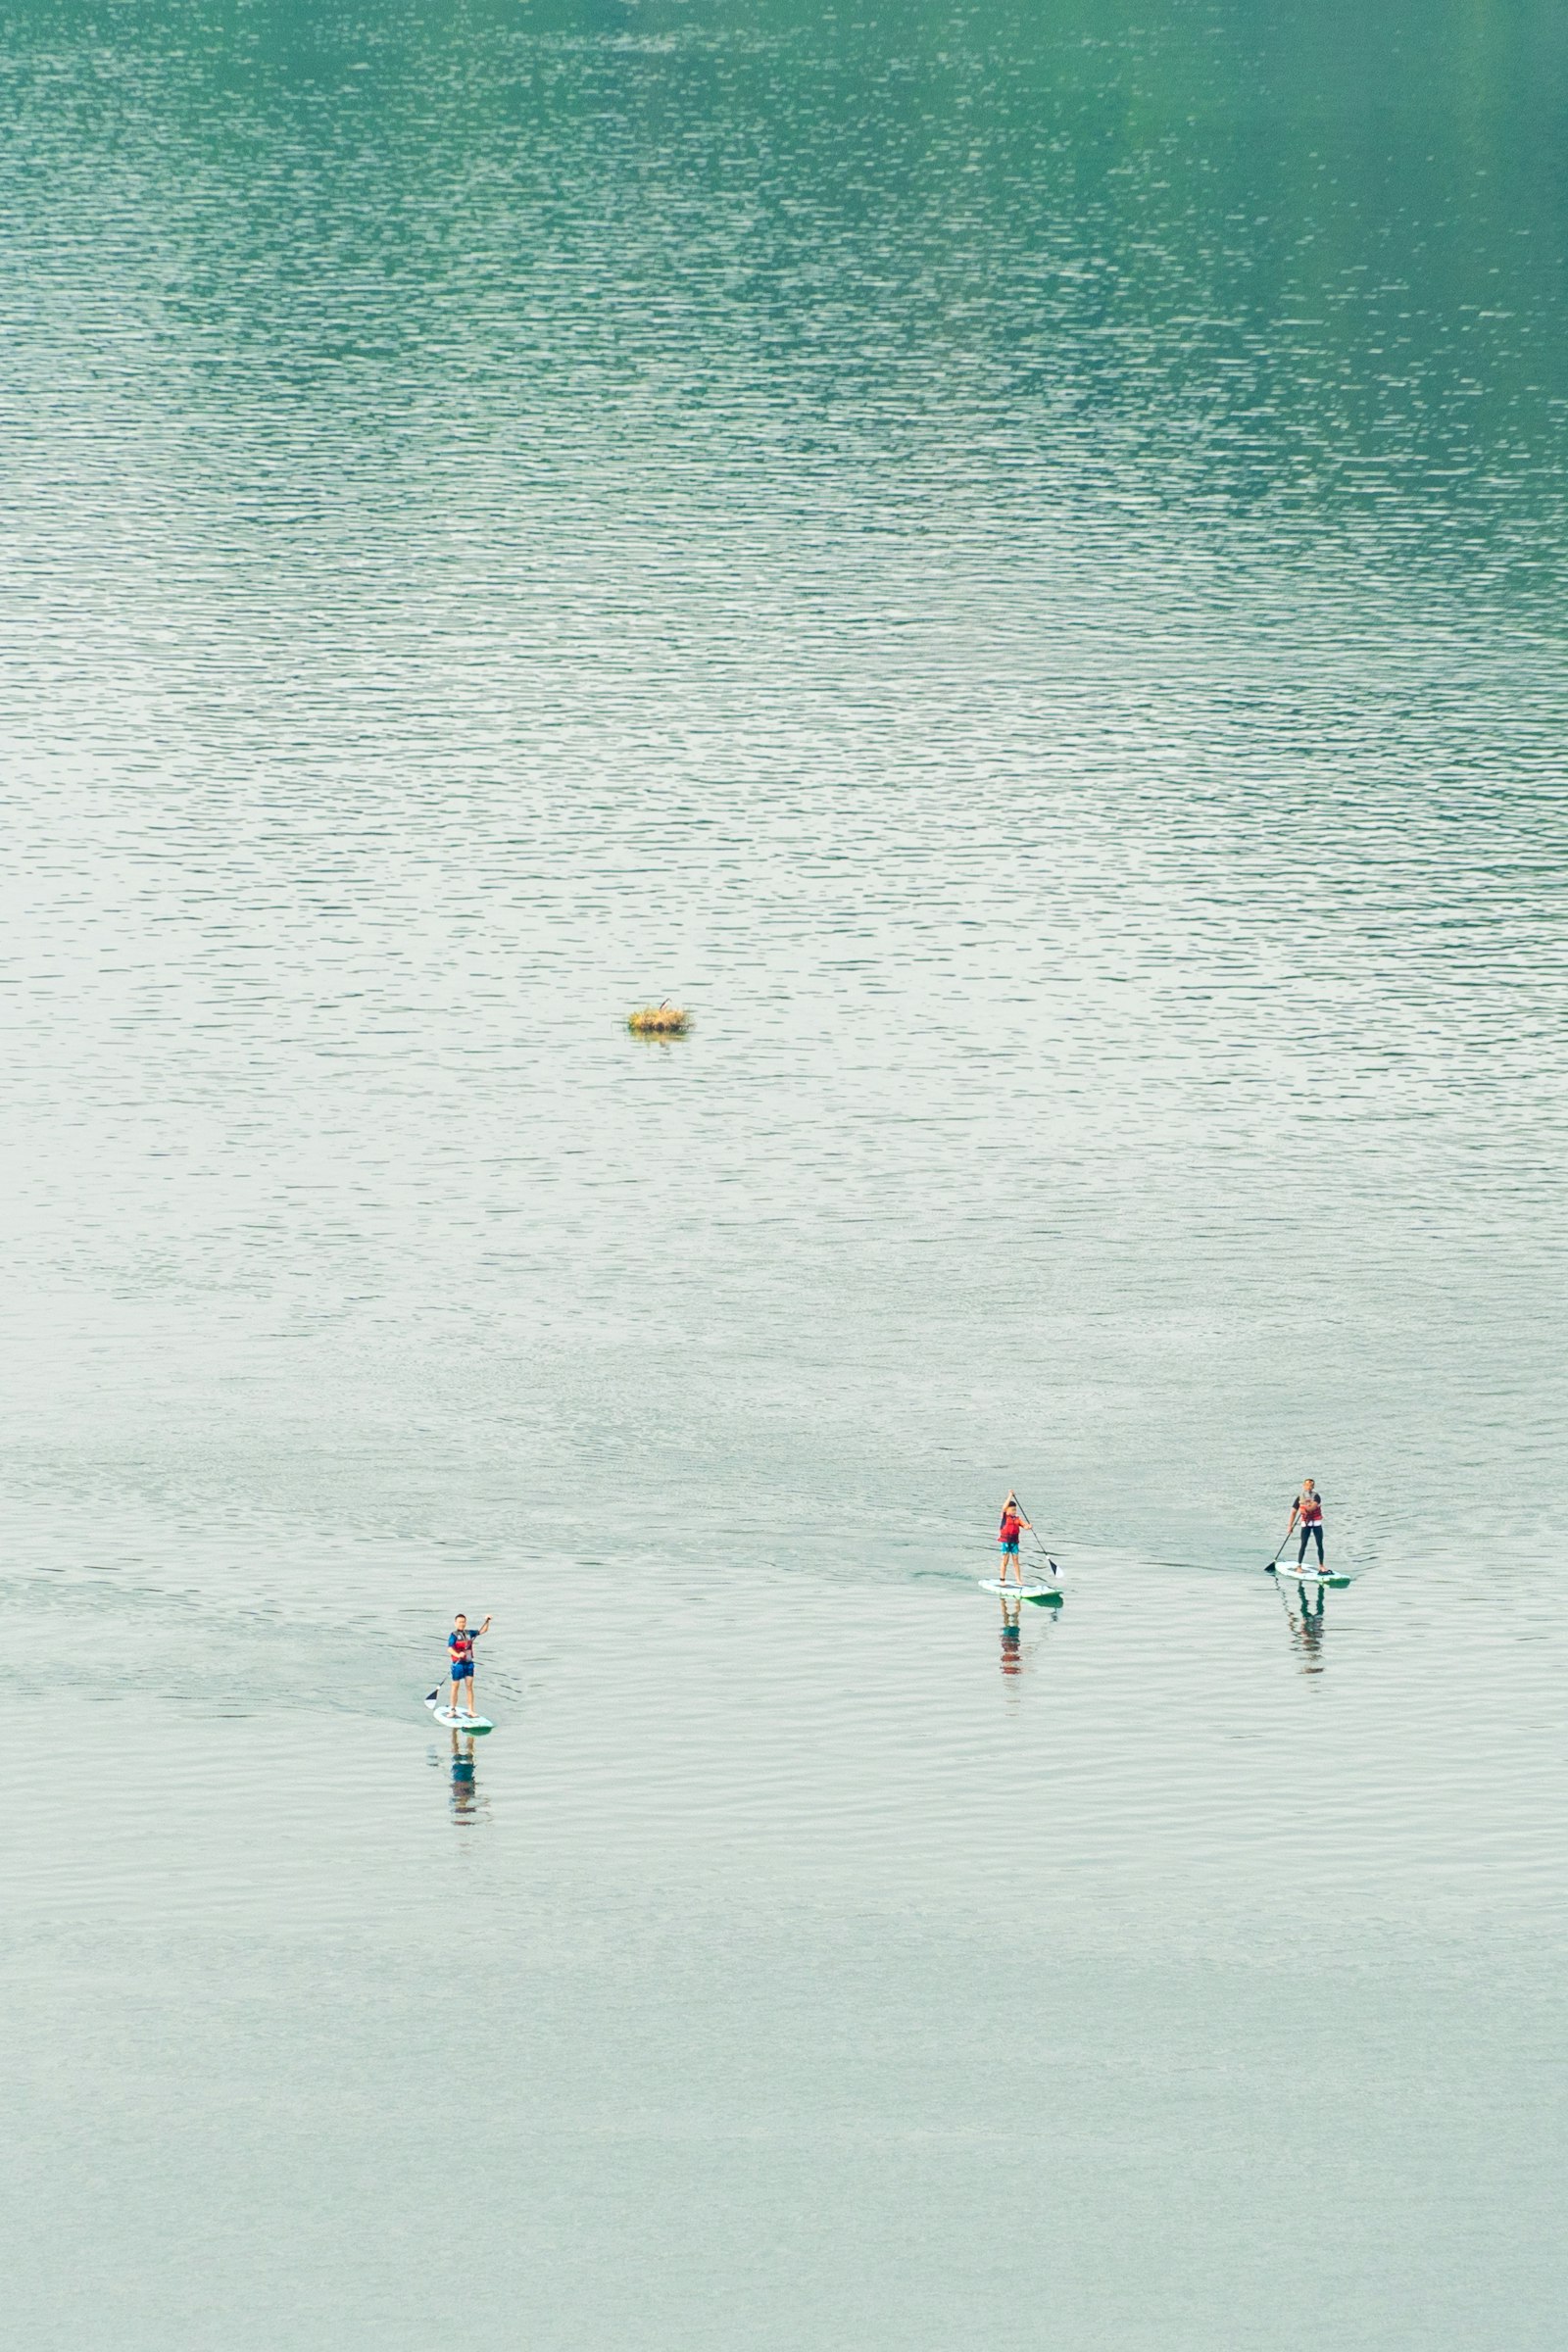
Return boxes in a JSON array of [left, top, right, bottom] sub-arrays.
[[447, 1611, 492, 1716], [1286, 1480, 1325, 1568], [997, 1493, 1032, 1588]]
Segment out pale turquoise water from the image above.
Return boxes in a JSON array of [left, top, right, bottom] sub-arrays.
[[2, 2, 1566, 2344]]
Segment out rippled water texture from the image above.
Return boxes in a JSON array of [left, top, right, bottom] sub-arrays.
[[2, 2, 1565, 2345]]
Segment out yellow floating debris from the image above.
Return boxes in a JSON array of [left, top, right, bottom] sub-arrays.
[[627, 1002, 690, 1036]]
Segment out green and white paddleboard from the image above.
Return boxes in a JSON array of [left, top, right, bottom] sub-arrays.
[[979, 1579, 1062, 1604], [1271, 1565, 1349, 1590], [426, 1697, 494, 1733]]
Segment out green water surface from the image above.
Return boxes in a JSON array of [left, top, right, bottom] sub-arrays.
[[1, 2, 1565, 2344]]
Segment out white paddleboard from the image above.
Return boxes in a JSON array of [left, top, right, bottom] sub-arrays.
[[979, 1579, 1061, 1600], [1271, 1564, 1348, 1589], [425, 1696, 494, 1734]]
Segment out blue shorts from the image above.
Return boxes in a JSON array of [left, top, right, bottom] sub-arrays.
[[1001, 1539, 1020, 1555], [451, 1658, 473, 1682]]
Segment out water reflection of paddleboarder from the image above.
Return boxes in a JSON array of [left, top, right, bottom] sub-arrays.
[[997, 1493, 1031, 1588], [1276, 1573, 1327, 1670], [450, 1728, 478, 1819], [994, 1584, 1055, 1691], [999, 1591, 1022, 1677]]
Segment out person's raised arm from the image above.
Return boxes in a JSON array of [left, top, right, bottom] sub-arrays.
[[478, 1615, 492, 1637]]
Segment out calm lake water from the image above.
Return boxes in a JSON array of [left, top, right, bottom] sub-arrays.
[[2, 1, 1565, 2344]]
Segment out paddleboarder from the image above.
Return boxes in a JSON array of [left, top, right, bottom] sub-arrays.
[[997, 1493, 1031, 1588], [447, 1611, 491, 1718], [1286, 1479, 1325, 1570]]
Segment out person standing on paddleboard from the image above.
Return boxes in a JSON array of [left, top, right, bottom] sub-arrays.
[[1286, 1480, 1325, 1570], [447, 1612, 491, 1718], [997, 1493, 1031, 1588]]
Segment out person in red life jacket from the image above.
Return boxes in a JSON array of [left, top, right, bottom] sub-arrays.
[[1286, 1479, 1325, 1569], [997, 1493, 1032, 1588], [447, 1612, 492, 1717]]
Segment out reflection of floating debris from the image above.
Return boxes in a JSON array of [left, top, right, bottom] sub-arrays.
[[627, 1002, 690, 1036]]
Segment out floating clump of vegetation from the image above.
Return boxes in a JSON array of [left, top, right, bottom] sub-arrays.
[[627, 1002, 690, 1037]]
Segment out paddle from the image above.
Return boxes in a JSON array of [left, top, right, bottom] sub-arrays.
[[427, 1685, 482, 1716], [1266, 1529, 1348, 1585], [1009, 1494, 1061, 1587]]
